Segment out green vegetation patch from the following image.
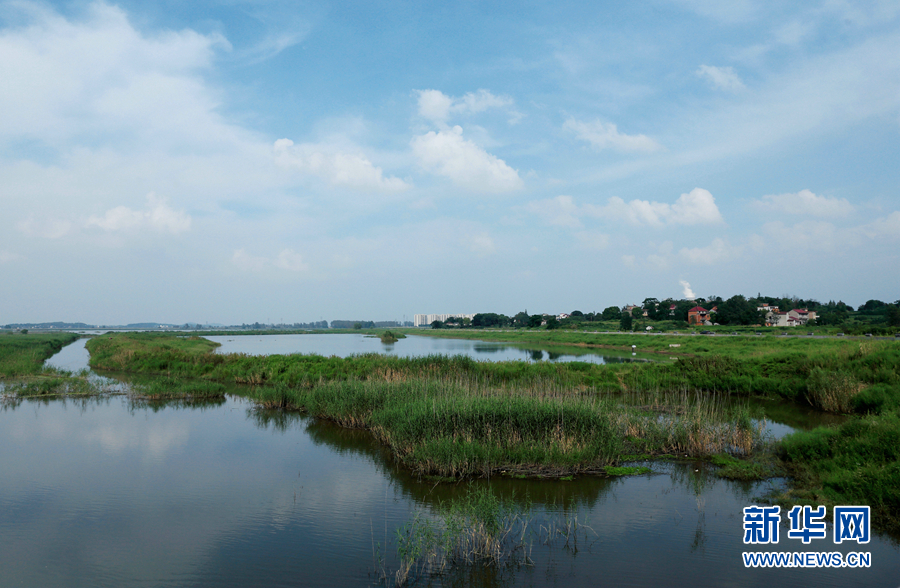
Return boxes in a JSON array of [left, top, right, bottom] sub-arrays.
[[605, 466, 652, 476], [709, 453, 776, 481], [777, 412, 900, 532], [0, 332, 79, 377]]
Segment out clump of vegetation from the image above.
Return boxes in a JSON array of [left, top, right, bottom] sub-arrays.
[[382, 485, 594, 586], [380, 331, 404, 343], [133, 378, 226, 399], [709, 453, 776, 481], [776, 411, 900, 532], [805, 368, 864, 413]]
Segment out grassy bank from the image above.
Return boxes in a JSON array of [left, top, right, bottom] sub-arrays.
[[0, 332, 79, 377], [86, 332, 900, 410], [0, 332, 103, 397]]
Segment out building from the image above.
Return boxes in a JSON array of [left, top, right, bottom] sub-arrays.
[[765, 309, 816, 327], [687, 306, 711, 325], [413, 313, 475, 327]]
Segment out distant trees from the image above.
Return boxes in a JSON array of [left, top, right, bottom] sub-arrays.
[[472, 313, 510, 328], [601, 306, 621, 321], [711, 295, 763, 325], [512, 312, 530, 328], [619, 309, 633, 331]]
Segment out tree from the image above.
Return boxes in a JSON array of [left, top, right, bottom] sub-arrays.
[[430, 320, 445, 329], [672, 300, 696, 323], [642, 298, 661, 321], [528, 314, 543, 328], [714, 295, 761, 325], [545, 316, 560, 330], [887, 303, 900, 327], [619, 309, 633, 331], [601, 306, 621, 321], [512, 311, 530, 328], [570, 310, 584, 318], [353, 322, 362, 329]]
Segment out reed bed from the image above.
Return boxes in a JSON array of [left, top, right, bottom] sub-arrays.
[[244, 376, 768, 478]]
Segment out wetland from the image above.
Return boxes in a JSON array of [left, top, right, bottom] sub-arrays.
[[1, 330, 898, 586]]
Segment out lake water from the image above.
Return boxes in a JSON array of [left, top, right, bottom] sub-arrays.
[[1, 393, 898, 588], [206, 333, 659, 364]]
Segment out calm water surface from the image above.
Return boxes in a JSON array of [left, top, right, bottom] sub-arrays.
[[206, 333, 659, 364], [1, 394, 898, 588]]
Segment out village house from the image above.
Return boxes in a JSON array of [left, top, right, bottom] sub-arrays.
[[765, 308, 817, 327], [687, 306, 711, 326]]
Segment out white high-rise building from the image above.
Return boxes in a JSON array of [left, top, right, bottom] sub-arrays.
[[413, 313, 475, 327]]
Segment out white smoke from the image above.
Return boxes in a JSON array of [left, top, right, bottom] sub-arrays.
[[680, 280, 696, 300]]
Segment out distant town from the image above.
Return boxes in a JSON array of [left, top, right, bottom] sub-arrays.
[[4, 294, 898, 334]]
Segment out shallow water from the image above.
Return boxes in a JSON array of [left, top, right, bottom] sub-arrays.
[[0, 395, 897, 587], [205, 333, 659, 364]]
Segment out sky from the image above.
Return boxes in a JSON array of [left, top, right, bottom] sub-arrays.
[[1, 0, 899, 324]]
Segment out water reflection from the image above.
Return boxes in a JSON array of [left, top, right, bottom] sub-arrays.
[[205, 333, 660, 365], [0, 395, 897, 588]]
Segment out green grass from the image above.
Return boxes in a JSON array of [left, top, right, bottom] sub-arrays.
[[776, 411, 900, 532], [605, 466, 652, 476], [0, 333, 108, 398], [0, 332, 79, 377], [132, 378, 227, 399], [709, 453, 776, 481]]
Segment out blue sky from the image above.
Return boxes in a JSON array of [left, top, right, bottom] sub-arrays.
[[1, 0, 899, 324]]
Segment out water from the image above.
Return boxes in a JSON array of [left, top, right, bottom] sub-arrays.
[[205, 333, 658, 364], [0, 395, 897, 587]]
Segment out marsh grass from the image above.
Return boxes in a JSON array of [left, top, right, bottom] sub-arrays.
[[806, 368, 864, 413], [239, 377, 769, 478], [0, 333, 79, 377], [384, 486, 601, 586], [777, 410, 900, 533], [133, 378, 227, 399]]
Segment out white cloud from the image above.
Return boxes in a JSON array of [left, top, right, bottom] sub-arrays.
[[463, 232, 496, 256], [415, 89, 515, 124], [752, 189, 855, 217], [680, 280, 696, 299], [231, 248, 309, 272], [411, 126, 523, 192], [861, 211, 900, 239], [696, 65, 746, 91], [86, 193, 191, 233], [599, 188, 723, 226], [762, 220, 845, 252], [679, 238, 735, 264], [273, 139, 409, 191], [16, 217, 73, 239], [621, 255, 636, 266], [524, 188, 723, 228], [574, 231, 609, 250], [0, 250, 21, 263], [0, 2, 230, 146], [524, 195, 582, 228], [564, 118, 662, 153]]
